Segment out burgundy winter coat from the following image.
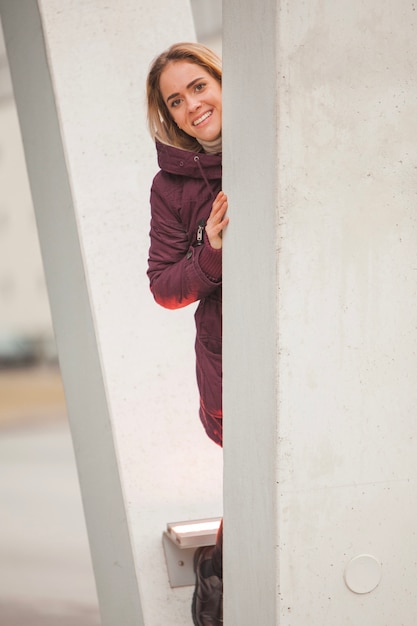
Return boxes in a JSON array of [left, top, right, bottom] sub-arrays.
[[147, 141, 223, 446]]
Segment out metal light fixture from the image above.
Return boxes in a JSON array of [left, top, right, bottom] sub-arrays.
[[163, 517, 221, 587]]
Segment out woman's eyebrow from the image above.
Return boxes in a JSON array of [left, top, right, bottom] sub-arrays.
[[166, 77, 205, 103]]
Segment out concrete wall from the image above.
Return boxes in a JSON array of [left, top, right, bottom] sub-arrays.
[[0, 1, 222, 624], [223, 0, 417, 623]]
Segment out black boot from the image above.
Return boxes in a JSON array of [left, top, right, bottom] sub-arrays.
[[211, 520, 223, 579], [191, 521, 223, 625]]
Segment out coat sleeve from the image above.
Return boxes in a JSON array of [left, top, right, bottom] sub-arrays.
[[147, 174, 222, 310]]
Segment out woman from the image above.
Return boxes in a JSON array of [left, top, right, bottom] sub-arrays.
[[146, 43, 228, 625]]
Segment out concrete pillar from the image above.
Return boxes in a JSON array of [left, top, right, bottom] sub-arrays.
[[223, 0, 417, 624], [0, 1, 222, 625]]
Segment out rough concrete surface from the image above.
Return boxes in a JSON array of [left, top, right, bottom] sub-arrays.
[[0, 366, 101, 625]]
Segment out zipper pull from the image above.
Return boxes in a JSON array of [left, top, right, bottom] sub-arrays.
[[196, 219, 206, 246]]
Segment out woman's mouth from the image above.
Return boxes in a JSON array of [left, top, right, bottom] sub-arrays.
[[193, 111, 212, 126]]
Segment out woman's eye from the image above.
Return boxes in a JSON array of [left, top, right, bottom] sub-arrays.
[[171, 98, 181, 108], [195, 82, 206, 92]]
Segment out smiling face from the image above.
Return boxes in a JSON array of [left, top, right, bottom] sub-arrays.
[[159, 60, 222, 143]]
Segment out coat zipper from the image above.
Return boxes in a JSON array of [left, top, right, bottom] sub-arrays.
[[196, 219, 206, 246]]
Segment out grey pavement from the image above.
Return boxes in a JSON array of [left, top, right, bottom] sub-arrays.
[[0, 602, 100, 626], [0, 420, 101, 625]]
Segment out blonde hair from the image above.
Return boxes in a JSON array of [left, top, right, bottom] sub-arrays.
[[146, 42, 222, 152]]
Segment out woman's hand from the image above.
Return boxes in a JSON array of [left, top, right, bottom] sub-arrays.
[[206, 191, 229, 249]]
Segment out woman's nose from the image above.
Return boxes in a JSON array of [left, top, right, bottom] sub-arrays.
[[187, 96, 201, 112]]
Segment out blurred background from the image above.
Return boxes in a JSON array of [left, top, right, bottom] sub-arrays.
[[0, 3, 221, 624]]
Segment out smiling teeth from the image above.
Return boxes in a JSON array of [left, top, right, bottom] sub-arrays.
[[193, 111, 212, 126]]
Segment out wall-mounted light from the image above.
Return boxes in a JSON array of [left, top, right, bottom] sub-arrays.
[[163, 517, 221, 587], [166, 517, 221, 549]]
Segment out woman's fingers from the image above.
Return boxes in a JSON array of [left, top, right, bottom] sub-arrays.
[[212, 191, 227, 214], [206, 191, 229, 249], [210, 191, 228, 223]]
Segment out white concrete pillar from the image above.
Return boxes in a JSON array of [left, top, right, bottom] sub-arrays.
[[223, 0, 417, 624], [0, 1, 223, 625]]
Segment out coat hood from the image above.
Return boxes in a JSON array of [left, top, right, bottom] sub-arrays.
[[156, 141, 222, 180]]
